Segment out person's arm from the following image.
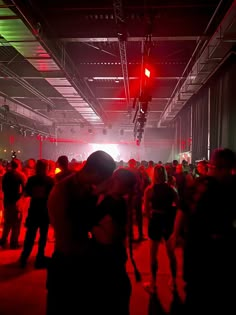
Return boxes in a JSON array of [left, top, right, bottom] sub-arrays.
[[172, 209, 185, 237], [143, 185, 152, 218], [168, 208, 185, 249], [47, 178, 55, 195], [18, 172, 27, 199], [19, 172, 27, 189], [24, 178, 32, 197], [91, 214, 115, 244], [91, 197, 123, 245], [2, 173, 6, 193], [47, 183, 66, 229], [171, 185, 179, 207], [93, 178, 112, 195]]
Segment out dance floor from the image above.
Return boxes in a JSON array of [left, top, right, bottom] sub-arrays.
[[0, 226, 185, 315]]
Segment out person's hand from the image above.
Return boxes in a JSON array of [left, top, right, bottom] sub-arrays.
[[94, 178, 112, 195], [167, 233, 177, 250], [17, 211, 22, 220], [16, 198, 23, 211]]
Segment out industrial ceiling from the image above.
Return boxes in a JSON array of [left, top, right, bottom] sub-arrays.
[[0, 0, 235, 141]]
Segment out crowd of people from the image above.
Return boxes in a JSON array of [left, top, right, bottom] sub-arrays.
[[0, 149, 235, 314]]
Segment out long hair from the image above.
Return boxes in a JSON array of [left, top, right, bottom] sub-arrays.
[[153, 165, 168, 184]]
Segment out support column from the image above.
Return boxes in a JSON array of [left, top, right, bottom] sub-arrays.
[[207, 87, 211, 160], [39, 137, 43, 159], [190, 104, 193, 162], [174, 120, 178, 160], [179, 116, 182, 161]]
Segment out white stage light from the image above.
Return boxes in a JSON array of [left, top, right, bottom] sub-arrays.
[[89, 144, 119, 160]]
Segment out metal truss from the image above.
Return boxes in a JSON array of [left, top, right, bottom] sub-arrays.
[[133, 34, 153, 144], [119, 41, 131, 109], [113, 0, 132, 115], [113, 0, 124, 24]]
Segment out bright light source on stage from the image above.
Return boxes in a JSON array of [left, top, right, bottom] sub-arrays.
[[90, 144, 119, 160]]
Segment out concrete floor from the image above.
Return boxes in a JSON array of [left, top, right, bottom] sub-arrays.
[[0, 226, 185, 315]]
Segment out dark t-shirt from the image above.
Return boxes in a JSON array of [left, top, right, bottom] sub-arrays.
[[151, 183, 177, 211], [2, 170, 25, 203], [66, 175, 99, 243], [25, 175, 54, 222], [127, 168, 142, 195]]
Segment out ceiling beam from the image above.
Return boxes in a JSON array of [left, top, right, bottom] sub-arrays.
[[105, 110, 163, 113], [88, 76, 182, 80], [11, 96, 170, 101], [71, 63, 187, 78], [62, 36, 203, 43], [0, 76, 183, 80], [0, 94, 53, 126], [95, 86, 173, 98], [98, 97, 170, 101], [46, 3, 218, 11]]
